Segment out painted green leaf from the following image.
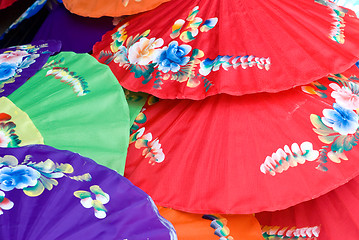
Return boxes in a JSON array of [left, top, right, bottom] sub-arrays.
[[23, 181, 45, 197], [332, 135, 346, 152], [56, 163, 74, 174], [343, 135, 357, 151], [92, 200, 107, 212], [74, 190, 92, 199], [310, 114, 335, 135], [0, 155, 18, 167], [69, 173, 92, 182], [39, 175, 58, 190], [312, 81, 327, 90], [318, 134, 339, 144]]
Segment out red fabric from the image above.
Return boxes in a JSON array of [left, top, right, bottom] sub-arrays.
[[93, 0, 359, 99], [125, 65, 359, 213], [256, 175, 359, 239], [0, 0, 17, 9]]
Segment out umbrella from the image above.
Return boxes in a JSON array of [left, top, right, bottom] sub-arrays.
[[62, 0, 171, 18], [93, 0, 359, 99], [125, 64, 359, 213], [6, 51, 130, 174], [158, 206, 264, 240], [0, 144, 177, 240], [0, 40, 61, 97]]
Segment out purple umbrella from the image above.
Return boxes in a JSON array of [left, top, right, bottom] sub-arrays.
[[0, 144, 177, 240]]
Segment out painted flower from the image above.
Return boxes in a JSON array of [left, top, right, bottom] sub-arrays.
[[0, 63, 17, 81], [128, 37, 164, 65], [0, 50, 28, 65], [74, 185, 110, 219], [157, 41, 192, 73], [134, 127, 165, 164], [0, 190, 14, 215], [0, 165, 40, 191], [322, 103, 359, 135], [330, 83, 359, 110], [0, 131, 11, 147]]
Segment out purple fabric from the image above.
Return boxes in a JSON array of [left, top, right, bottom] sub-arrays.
[[0, 145, 177, 240], [32, 4, 114, 53], [0, 40, 61, 97]]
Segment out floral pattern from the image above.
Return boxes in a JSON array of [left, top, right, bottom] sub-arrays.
[[0, 43, 51, 94], [130, 127, 165, 165], [128, 37, 164, 65], [74, 185, 110, 219], [262, 71, 359, 174], [202, 215, 233, 240], [315, 0, 348, 44], [0, 190, 13, 215], [0, 165, 40, 191], [261, 225, 320, 239], [0, 113, 20, 148], [45, 67, 90, 97], [309, 73, 359, 171], [260, 142, 319, 176], [0, 63, 18, 81], [322, 103, 359, 135], [0, 154, 91, 198], [99, 6, 270, 92], [157, 41, 191, 73]]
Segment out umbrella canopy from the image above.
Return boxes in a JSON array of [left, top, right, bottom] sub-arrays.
[[6, 52, 130, 174], [62, 0, 171, 18], [158, 207, 264, 240], [93, 0, 359, 99], [125, 65, 359, 213], [0, 144, 177, 240]]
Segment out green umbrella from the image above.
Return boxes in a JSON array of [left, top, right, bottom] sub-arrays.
[[7, 52, 130, 174]]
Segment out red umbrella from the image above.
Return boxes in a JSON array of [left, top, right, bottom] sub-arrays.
[[93, 0, 359, 99], [125, 65, 359, 213]]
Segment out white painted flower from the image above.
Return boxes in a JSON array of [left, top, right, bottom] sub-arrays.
[[330, 83, 359, 110], [128, 37, 164, 65]]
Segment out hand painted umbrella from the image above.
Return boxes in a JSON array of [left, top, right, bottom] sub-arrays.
[[0, 144, 177, 240], [93, 0, 359, 99], [4, 52, 130, 174], [0, 40, 61, 97], [125, 64, 359, 213], [62, 0, 171, 18], [158, 206, 264, 240], [256, 174, 359, 240]]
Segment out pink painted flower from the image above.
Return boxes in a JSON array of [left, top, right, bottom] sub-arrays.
[[0, 50, 29, 65], [330, 83, 359, 110], [128, 37, 164, 65]]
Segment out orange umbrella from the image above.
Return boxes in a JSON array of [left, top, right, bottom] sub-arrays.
[[158, 206, 264, 240]]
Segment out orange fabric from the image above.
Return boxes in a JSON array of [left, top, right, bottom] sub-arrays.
[[158, 207, 264, 240], [62, 0, 171, 18]]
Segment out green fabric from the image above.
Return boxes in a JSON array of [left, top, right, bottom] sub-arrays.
[[8, 52, 130, 174], [124, 89, 147, 126]]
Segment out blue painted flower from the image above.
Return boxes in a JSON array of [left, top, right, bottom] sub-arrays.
[[157, 41, 191, 73], [0, 165, 40, 191], [322, 103, 359, 135], [0, 62, 17, 81]]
